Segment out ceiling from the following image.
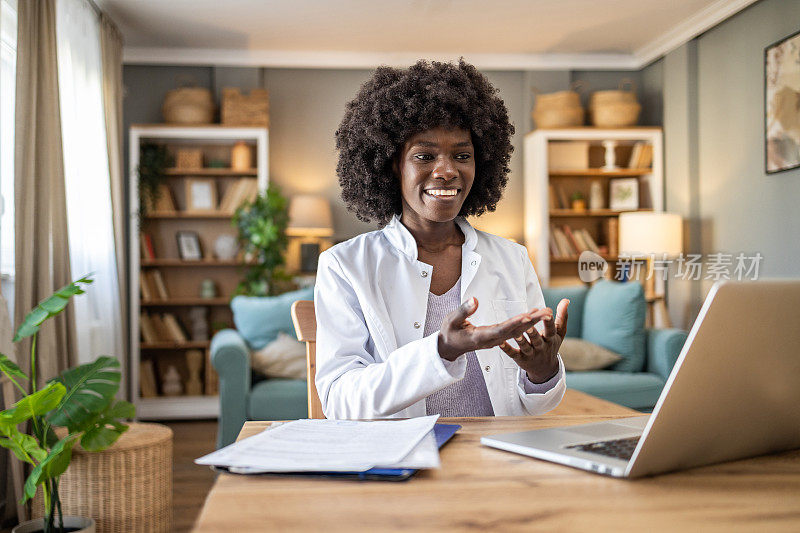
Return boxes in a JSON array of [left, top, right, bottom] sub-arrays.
[[97, 0, 758, 69]]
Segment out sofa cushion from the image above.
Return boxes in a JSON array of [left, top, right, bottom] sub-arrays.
[[248, 378, 308, 420], [541, 284, 588, 338], [581, 280, 646, 373], [251, 331, 307, 379], [559, 338, 622, 371], [231, 286, 314, 350], [566, 371, 665, 410]]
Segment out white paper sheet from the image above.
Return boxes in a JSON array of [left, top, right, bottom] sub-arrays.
[[195, 415, 439, 472]]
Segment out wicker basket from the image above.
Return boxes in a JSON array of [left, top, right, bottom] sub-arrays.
[[590, 101, 642, 127], [531, 81, 587, 128], [588, 78, 638, 108], [532, 106, 585, 129], [162, 87, 215, 124], [221, 88, 269, 127], [176, 148, 203, 169], [32, 423, 173, 533]]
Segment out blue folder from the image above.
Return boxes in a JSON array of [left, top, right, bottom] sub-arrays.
[[217, 423, 461, 481]]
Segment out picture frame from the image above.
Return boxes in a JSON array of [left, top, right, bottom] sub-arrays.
[[185, 178, 218, 212], [765, 29, 800, 174], [176, 231, 203, 261], [608, 178, 639, 211]]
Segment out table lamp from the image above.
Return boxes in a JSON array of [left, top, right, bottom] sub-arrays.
[[618, 212, 682, 327], [287, 195, 334, 272]]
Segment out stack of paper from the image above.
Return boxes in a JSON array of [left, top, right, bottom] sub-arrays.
[[195, 415, 440, 473]]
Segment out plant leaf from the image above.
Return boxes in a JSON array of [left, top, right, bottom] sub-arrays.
[[22, 434, 77, 503], [0, 353, 28, 382], [79, 399, 134, 452], [0, 429, 47, 464], [47, 356, 121, 431], [13, 276, 93, 342], [7, 383, 66, 425]]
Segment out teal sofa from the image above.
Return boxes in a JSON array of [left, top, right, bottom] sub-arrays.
[[542, 280, 688, 412], [211, 287, 312, 448]]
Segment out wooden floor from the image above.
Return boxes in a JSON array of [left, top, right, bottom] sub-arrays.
[[166, 419, 219, 532]]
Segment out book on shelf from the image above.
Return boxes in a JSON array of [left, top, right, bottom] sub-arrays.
[[555, 185, 569, 210], [548, 230, 560, 257], [150, 270, 169, 300], [628, 142, 644, 169], [149, 314, 171, 341], [150, 184, 176, 214], [140, 312, 158, 343], [139, 360, 158, 398], [162, 313, 188, 342], [139, 272, 154, 301], [605, 218, 619, 257], [140, 234, 156, 261], [579, 229, 601, 254], [548, 185, 558, 210], [551, 227, 574, 257], [562, 226, 582, 254], [220, 178, 258, 214]]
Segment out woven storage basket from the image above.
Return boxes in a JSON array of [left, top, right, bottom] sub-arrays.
[[588, 78, 638, 108], [531, 81, 587, 128], [32, 423, 173, 533], [221, 88, 269, 127], [162, 87, 215, 124], [590, 101, 641, 127]]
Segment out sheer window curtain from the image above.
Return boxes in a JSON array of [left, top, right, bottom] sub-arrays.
[[55, 0, 123, 368]]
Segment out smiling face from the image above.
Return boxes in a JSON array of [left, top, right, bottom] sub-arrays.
[[395, 126, 475, 226]]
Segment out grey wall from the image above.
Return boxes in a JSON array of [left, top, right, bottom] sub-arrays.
[[663, 0, 800, 328], [123, 65, 657, 244]]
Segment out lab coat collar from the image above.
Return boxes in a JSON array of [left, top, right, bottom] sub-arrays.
[[382, 213, 477, 261]]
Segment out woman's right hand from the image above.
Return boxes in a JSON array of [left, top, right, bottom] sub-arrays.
[[437, 297, 552, 362]]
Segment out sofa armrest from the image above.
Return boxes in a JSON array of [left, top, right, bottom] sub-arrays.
[[211, 329, 251, 449], [645, 328, 688, 381]]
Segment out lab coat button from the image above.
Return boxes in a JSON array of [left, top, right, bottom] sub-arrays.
[[413, 321, 421, 329], [484, 365, 490, 372], [471, 260, 477, 266], [421, 271, 428, 278]]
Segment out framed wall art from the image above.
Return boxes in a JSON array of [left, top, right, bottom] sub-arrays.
[[765, 29, 800, 174]]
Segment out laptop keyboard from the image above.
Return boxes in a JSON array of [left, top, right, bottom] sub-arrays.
[[566, 436, 641, 461]]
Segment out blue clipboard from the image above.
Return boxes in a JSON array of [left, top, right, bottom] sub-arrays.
[[216, 423, 461, 481]]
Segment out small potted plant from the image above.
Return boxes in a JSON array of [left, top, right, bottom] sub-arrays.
[[232, 184, 293, 296], [570, 191, 587, 212], [1, 276, 135, 533]]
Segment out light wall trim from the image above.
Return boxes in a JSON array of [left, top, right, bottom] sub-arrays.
[[121, 0, 758, 70]]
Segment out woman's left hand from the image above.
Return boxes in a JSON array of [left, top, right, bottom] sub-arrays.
[[499, 298, 569, 384]]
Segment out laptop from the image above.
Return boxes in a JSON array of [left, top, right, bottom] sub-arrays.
[[481, 280, 800, 478]]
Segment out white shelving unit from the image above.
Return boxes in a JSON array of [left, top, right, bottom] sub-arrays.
[[523, 127, 664, 287], [129, 125, 269, 419]]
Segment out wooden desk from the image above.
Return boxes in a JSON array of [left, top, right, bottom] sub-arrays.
[[194, 390, 800, 531]]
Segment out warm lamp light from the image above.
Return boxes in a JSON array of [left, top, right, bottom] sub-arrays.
[[286, 195, 333, 237], [619, 212, 682, 257], [618, 212, 683, 328]]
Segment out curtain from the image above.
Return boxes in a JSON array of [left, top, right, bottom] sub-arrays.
[[55, 0, 123, 367], [14, 0, 76, 386], [99, 12, 127, 397]]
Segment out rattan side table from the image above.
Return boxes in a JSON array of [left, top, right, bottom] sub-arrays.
[[33, 422, 173, 532]]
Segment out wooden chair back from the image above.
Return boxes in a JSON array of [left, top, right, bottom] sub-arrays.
[[290, 300, 325, 419]]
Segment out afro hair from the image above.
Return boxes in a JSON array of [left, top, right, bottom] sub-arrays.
[[334, 58, 515, 225]]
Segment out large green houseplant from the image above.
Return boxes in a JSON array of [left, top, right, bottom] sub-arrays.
[[0, 276, 134, 533], [232, 184, 292, 296]]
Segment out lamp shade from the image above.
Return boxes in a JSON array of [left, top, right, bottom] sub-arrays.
[[286, 195, 334, 237], [618, 212, 683, 256]]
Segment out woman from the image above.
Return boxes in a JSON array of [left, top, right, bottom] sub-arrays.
[[315, 59, 569, 419]]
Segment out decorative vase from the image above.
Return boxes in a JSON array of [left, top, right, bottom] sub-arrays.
[[231, 141, 252, 170], [13, 516, 96, 533], [214, 234, 238, 261], [200, 279, 217, 299], [162, 365, 183, 396], [571, 198, 586, 212]]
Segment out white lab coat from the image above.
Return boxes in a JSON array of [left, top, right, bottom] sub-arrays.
[[314, 214, 566, 419]]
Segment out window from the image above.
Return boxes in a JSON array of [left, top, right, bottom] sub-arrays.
[[0, 0, 17, 317]]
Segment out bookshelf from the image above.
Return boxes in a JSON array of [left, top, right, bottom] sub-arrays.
[[129, 125, 268, 419], [523, 127, 664, 287]]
